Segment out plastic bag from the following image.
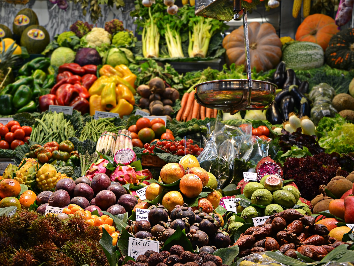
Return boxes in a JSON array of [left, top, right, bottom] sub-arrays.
[[313, 96, 333, 106], [309, 83, 336, 101], [238, 253, 284, 266], [311, 103, 338, 125]]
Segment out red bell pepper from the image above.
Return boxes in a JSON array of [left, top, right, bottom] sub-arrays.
[[72, 83, 90, 99], [39, 94, 57, 112], [56, 84, 80, 106], [50, 75, 82, 95], [70, 96, 90, 114], [58, 63, 86, 76], [56, 71, 73, 83], [81, 74, 97, 90], [82, 65, 98, 75]]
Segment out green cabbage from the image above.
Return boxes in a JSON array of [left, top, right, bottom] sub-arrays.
[[50, 47, 76, 67]]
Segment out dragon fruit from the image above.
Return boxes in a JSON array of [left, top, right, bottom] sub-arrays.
[[111, 165, 137, 184], [136, 169, 153, 185], [236, 179, 249, 194], [114, 148, 136, 165], [299, 197, 313, 210], [85, 159, 109, 180], [256, 156, 283, 181]]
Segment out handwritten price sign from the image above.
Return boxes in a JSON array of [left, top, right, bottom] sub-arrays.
[[45, 206, 64, 215], [136, 208, 150, 222], [252, 216, 270, 226], [128, 237, 159, 260], [221, 197, 241, 213], [243, 172, 258, 182], [136, 187, 147, 201]]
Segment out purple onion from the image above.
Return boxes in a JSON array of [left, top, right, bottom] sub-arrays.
[[57, 0, 68, 10]]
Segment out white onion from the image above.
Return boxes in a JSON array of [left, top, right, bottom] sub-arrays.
[[301, 116, 316, 136]]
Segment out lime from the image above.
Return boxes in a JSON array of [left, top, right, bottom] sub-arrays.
[[206, 172, 218, 189]]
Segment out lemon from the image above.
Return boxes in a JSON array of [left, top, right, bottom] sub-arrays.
[[179, 154, 200, 170], [206, 172, 218, 189]]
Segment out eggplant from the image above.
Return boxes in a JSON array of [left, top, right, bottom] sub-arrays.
[[281, 95, 295, 121], [296, 77, 302, 86], [274, 88, 290, 106], [273, 61, 287, 88], [298, 81, 309, 94], [283, 69, 297, 89], [266, 102, 283, 124], [289, 85, 304, 109], [299, 97, 310, 118]]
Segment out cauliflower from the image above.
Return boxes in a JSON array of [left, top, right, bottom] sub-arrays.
[[57, 31, 76, 47], [81, 28, 111, 48], [112, 31, 133, 47]]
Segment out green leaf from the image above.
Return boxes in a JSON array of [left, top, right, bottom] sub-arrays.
[[145, 192, 164, 205], [130, 160, 143, 171], [215, 205, 227, 215], [19, 184, 28, 196], [91, 210, 100, 217], [117, 227, 133, 257], [318, 210, 344, 221], [0, 206, 17, 217], [320, 244, 350, 263], [213, 245, 239, 265], [295, 251, 315, 263], [265, 251, 308, 266], [325, 189, 338, 199], [162, 226, 194, 252], [157, 179, 180, 187], [222, 184, 238, 196], [99, 228, 117, 266], [102, 211, 128, 232], [29, 201, 38, 211], [97, 152, 115, 165]]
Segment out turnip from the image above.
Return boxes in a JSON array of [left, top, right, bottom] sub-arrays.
[[142, 0, 153, 7]]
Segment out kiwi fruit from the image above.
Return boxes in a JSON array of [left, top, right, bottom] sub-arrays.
[[326, 176, 353, 198]]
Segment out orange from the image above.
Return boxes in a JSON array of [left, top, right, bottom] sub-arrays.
[[198, 198, 213, 213], [145, 183, 163, 201], [329, 199, 345, 219], [329, 226, 351, 241], [162, 191, 184, 212], [179, 174, 203, 198], [316, 218, 339, 231], [160, 163, 185, 184], [206, 191, 221, 209], [188, 167, 209, 186], [0, 179, 21, 198], [19, 190, 36, 208]]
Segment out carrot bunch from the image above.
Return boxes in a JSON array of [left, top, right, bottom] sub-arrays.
[[176, 90, 218, 121]]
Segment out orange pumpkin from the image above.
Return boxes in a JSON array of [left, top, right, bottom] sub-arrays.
[[295, 14, 339, 52], [222, 22, 282, 72]]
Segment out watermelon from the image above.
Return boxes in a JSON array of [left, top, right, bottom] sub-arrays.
[[13, 8, 39, 37], [0, 24, 12, 39], [20, 25, 49, 54], [282, 41, 324, 70]]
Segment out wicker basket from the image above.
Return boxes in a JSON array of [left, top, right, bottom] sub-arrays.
[[141, 155, 167, 168], [0, 67, 12, 93]]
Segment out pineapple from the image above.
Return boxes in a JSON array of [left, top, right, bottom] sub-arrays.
[[0, 40, 19, 89], [14, 158, 39, 189]]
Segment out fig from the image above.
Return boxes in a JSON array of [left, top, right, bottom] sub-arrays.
[[135, 231, 152, 239], [36, 191, 53, 205], [37, 203, 49, 214], [91, 173, 111, 194], [70, 197, 90, 209], [56, 178, 76, 196], [85, 205, 103, 216], [95, 190, 116, 210], [74, 183, 94, 201], [117, 194, 138, 213], [106, 204, 126, 215], [75, 176, 91, 185], [48, 190, 70, 208], [108, 184, 127, 200]]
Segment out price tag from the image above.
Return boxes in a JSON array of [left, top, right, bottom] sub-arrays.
[[221, 197, 241, 213], [49, 105, 73, 115], [252, 216, 270, 226], [347, 224, 354, 230], [243, 172, 258, 182], [128, 237, 159, 260], [135, 109, 150, 116], [144, 116, 167, 125], [136, 208, 150, 222], [136, 187, 147, 201], [0, 117, 13, 125], [0, 160, 13, 175], [94, 111, 119, 120], [7, 206, 17, 217], [45, 206, 64, 215]]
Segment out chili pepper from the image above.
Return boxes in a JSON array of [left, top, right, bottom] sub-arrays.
[[116, 83, 135, 105], [56, 84, 80, 106], [82, 74, 97, 90], [1, 77, 34, 96], [99, 65, 122, 77], [47, 65, 56, 76], [13, 85, 33, 109], [50, 75, 81, 95], [110, 98, 133, 118], [52, 150, 70, 161], [88, 76, 110, 96], [109, 75, 136, 94], [72, 83, 90, 99], [70, 96, 90, 114], [101, 83, 117, 110], [17, 100, 37, 113], [59, 63, 85, 76], [42, 75, 56, 89], [56, 71, 73, 83], [39, 94, 57, 112], [89, 95, 105, 116], [44, 141, 59, 151], [30, 57, 50, 71], [32, 69, 47, 85], [82, 65, 98, 75], [32, 81, 41, 98], [115, 64, 137, 88], [0, 94, 14, 115], [59, 140, 74, 153]]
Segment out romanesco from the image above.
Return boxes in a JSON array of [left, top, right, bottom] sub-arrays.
[[57, 31, 76, 47], [112, 31, 133, 47]]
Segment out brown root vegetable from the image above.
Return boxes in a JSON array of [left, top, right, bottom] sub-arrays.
[[137, 84, 151, 98], [171, 89, 180, 102], [149, 100, 163, 109], [162, 87, 175, 99], [151, 104, 164, 115], [162, 99, 173, 106], [139, 98, 150, 108], [163, 105, 174, 116], [302, 235, 326, 245], [271, 217, 287, 231], [284, 249, 297, 259], [264, 237, 280, 251], [149, 93, 162, 101], [287, 220, 304, 234], [149, 77, 165, 95], [235, 234, 255, 249]]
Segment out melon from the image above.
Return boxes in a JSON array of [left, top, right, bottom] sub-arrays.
[[20, 25, 50, 54], [282, 41, 324, 70], [13, 8, 39, 37], [0, 24, 12, 39]]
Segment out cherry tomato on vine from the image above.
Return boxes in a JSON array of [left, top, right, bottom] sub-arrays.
[[252, 128, 262, 136], [257, 126, 270, 137]]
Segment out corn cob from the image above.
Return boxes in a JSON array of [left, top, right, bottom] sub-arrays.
[[303, 0, 311, 17], [293, 0, 303, 18]]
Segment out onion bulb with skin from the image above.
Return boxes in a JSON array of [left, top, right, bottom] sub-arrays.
[[301, 116, 316, 136], [167, 5, 178, 15], [142, 0, 153, 7], [283, 121, 296, 133], [164, 0, 174, 6], [289, 112, 301, 130]]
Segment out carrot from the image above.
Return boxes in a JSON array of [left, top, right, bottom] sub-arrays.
[[200, 106, 206, 120], [213, 109, 218, 119], [182, 90, 196, 121], [192, 100, 200, 119], [206, 108, 212, 118], [187, 100, 194, 121], [176, 92, 189, 121]]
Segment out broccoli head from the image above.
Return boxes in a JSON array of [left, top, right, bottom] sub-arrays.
[[112, 31, 133, 47], [70, 20, 93, 38], [57, 31, 76, 47], [105, 19, 124, 35]]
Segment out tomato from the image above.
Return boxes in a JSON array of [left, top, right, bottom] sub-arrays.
[[4, 132, 14, 143], [239, 123, 251, 134], [161, 140, 167, 146], [11, 125, 21, 133], [157, 141, 162, 146], [144, 143, 150, 149], [252, 128, 262, 136], [142, 149, 149, 154], [180, 139, 185, 145], [13, 129, 25, 140], [22, 126, 32, 136], [165, 142, 171, 149], [177, 149, 185, 156], [128, 125, 138, 133], [0, 140, 9, 149], [11, 140, 24, 150], [257, 126, 270, 137], [259, 135, 270, 141], [151, 118, 165, 126], [166, 129, 173, 135], [132, 139, 144, 148], [170, 145, 177, 152], [136, 118, 152, 131], [5, 121, 20, 130], [0, 125, 9, 137], [161, 133, 174, 140], [177, 145, 184, 150], [187, 139, 193, 144], [24, 136, 30, 143], [131, 132, 138, 139]]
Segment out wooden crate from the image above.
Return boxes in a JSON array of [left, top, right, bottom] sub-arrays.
[[141, 155, 167, 168]]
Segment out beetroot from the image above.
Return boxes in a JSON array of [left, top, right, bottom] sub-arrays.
[[91, 173, 111, 194]]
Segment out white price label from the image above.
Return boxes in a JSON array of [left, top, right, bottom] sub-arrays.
[[94, 111, 119, 120], [252, 216, 270, 226], [49, 105, 73, 115], [135, 109, 150, 116], [144, 116, 167, 125], [7, 206, 17, 217], [243, 172, 258, 182], [347, 224, 354, 230], [128, 237, 159, 260], [222, 198, 241, 213], [136, 187, 147, 201], [136, 208, 150, 222], [0, 161, 13, 175], [0, 118, 13, 125], [45, 206, 64, 215]]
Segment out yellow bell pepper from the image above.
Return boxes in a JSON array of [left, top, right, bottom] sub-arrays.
[[89, 95, 105, 116], [100, 83, 117, 110], [110, 99, 133, 118], [115, 65, 137, 88], [108, 75, 136, 95], [116, 84, 135, 106], [99, 65, 123, 77], [89, 76, 110, 96]]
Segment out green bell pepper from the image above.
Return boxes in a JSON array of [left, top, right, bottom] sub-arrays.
[[29, 57, 50, 70], [32, 81, 41, 98], [1, 77, 34, 96], [16, 76, 28, 81], [13, 85, 32, 109], [0, 94, 14, 115], [32, 69, 46, 85], [17, 100, 36, 113], [47, 66, 56, 75], [18, 62, 31, 76], [42, 75, 55, 89]]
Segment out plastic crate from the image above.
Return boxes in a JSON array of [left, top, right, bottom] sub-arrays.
[[141, 155, 167, 168]]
